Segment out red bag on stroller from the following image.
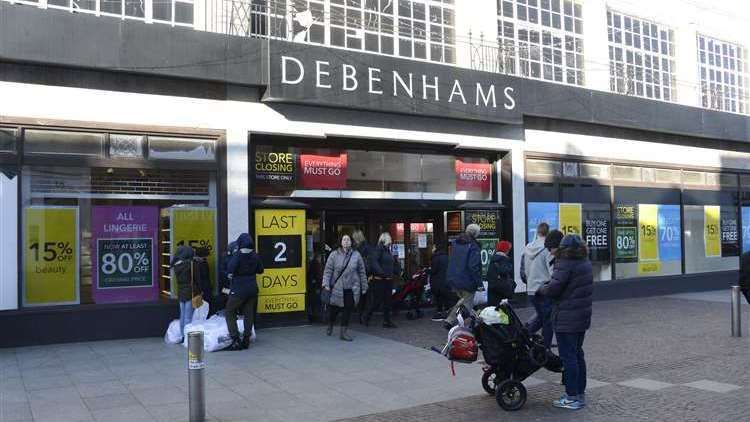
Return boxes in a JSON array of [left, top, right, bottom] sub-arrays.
[[446, 326, 478, 363]]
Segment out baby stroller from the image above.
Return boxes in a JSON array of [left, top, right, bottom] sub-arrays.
[[435, 301, 561, 411], [476, 301, 562, 410], [391, 267, 429, 320]]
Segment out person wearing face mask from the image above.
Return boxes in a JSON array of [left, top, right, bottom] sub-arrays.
[[322, 234, 368, 341], [363, 232, 401, 328]]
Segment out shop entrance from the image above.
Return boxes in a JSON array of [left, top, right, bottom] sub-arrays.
[[308, 210, 443, 280]]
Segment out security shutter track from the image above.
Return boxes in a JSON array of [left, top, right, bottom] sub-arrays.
[[30, 167, 210, 199]]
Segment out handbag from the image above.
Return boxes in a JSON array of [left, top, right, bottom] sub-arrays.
[[190, 260, 204, 309], [321, 251, 352, 305]]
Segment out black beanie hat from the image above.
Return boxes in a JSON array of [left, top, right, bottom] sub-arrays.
[[544, 229, 564, 250]]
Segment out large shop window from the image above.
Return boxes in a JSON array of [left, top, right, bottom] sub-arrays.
[[254, 145, 493, 201], [19, 131, 219, 307], [21, 166, 217, 307], [683, 173, 739, 274]]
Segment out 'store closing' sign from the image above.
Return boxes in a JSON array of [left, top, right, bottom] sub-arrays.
[[254, 209, 306, 313]]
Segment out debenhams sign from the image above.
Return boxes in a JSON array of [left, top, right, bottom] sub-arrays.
[[265, 45, 522, 124]]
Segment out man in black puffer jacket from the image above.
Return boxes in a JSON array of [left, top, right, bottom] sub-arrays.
[[225, 233, 264, 351], [539, 234, 593, 411]]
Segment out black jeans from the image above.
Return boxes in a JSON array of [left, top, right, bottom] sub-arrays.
[[329, 289, 355, 327], [743, 287, 750, 305], [432, 284, 452, 312], [526, 294, 554, 348], [367, 277, 393, 321], [225, 295, 257, 340]]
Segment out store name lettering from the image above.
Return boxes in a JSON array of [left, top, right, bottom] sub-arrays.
[[281, 56, 517, 110]]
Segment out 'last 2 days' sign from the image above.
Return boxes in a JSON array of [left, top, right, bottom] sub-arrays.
[[255, 209, 306, 313]]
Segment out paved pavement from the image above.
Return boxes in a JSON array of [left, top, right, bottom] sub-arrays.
[[1, 290, 748, 422], [339, 291, 750, 422]]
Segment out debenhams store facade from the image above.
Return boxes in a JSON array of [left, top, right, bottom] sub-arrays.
[[1, 9, 749, 345]]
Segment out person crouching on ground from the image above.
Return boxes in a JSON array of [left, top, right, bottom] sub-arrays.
[[486, 240, 515, 306], [364, 232, 400, 328], [444, 224, 483, 327], [225, 233, 264, 351], [539, 234, 593, 410], [323, 234, 368, 341]]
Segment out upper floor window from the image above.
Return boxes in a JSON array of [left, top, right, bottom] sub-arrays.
[[42, 0, 194, 25], [496, 0, 585, 86], [607, 10, 675, 101], [697, 34, 749, 114]]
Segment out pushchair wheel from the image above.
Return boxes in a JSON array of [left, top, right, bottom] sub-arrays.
[[481, 370, 498, 395], [495, 380, 527, 411]]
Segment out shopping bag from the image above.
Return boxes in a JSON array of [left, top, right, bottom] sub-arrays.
[[164, 320, 182, 344], [474, 281, 488, 306], [192, 302, 209, 323]]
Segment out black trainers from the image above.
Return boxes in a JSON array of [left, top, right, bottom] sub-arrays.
[[225, 338, 242, 351], [431, 312, 446, 321], [382, 321, 397, 328]]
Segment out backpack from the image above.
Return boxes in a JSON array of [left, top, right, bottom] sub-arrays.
[[445, 326, 478, 363]]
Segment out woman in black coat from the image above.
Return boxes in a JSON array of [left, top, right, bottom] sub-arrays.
[[364, 232, 400, 328], [486, 240, 515, 306], [539, 234, 593, 410]]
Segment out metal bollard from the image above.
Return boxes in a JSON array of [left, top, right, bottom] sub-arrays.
[[187, 331, 206, 422], [731, 286, 742, 337]]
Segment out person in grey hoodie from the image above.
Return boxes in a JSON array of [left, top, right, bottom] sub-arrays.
[[521, 223, 555, 348]]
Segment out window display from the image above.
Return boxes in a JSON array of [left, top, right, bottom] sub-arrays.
[[613, 202, 682, 279], [254, 145, 493, 200], [527, 201, 611, 281], [684, 205, 739, 274]]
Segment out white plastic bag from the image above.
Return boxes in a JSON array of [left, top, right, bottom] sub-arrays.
[[164, 319, 182, 344], [474, 281, 488, 306], [192, 302, 209, 323], [182, 315, 256, 352]]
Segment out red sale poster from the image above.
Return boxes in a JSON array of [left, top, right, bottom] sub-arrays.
[[299, 152, 348, 189], [455, 159, 492, 192]]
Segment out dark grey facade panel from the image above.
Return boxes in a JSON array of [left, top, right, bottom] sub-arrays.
[[0, 3, 265, 86], [0, 3, 747, 142]]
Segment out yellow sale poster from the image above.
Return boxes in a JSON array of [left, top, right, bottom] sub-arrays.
[[254, 209, 306, 313], [704, 205, 721, 257], [638, 204, 659, 261], [24, 207, 79, 306], [171, 208, 217, 295], [558, 203, 582, 236]]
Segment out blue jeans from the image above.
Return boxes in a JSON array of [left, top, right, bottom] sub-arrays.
[[526, 295, 553, 348], [557, 331, 587, 398], [179, 300, 194, 338]]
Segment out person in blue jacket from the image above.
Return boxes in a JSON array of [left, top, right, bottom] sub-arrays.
[[444, 223, 482, 327], [225, 233, 264, 351], [539, 234, 593, 410]]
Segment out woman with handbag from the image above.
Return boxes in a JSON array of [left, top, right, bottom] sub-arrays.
[[322, 234, 368, 341], [171, 244, 196, 341]]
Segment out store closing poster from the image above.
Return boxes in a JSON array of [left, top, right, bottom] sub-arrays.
[[255, 209, 306, 313], [171, 208, 217, 296], [255, 150, 296, 187], [92, 206, 159, 304], [299, 152, 347, 189], [23, 207, 79, 306], [455, 159, 492, 192]]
